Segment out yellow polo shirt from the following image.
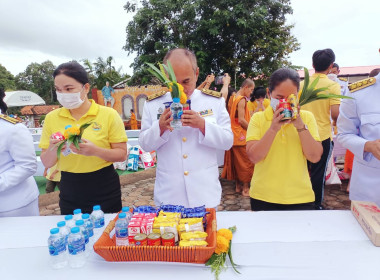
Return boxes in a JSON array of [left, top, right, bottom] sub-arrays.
[[246, 106, 320, 204], [247, 98, 270, 113], [299, 73, 341, 141], [39, 100, 128, 173]]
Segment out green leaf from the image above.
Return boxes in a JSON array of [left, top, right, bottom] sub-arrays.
[[56, 141, 66, 160], [228, 241, 241, 274], [206, 253, 218, 266], [165, 61, 177, 83], [73, 137, 80, 150], [146, 63, 169, 84]]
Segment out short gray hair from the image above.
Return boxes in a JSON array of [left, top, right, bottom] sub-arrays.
[[163, 48, 198, 73]]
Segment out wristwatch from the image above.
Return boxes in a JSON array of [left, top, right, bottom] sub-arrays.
[[297, 124, 308, 133]]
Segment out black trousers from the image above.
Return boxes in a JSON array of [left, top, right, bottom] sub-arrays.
[[308, 139, 333, 207], [250, 198, 315, 211], [59, 164, 122, 215]]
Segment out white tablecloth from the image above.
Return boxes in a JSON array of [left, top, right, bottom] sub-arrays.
[[0, 211, 378, 280]]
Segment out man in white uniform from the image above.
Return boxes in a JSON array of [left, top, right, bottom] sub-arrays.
[[0, 88, 39, 217], [139, 48, 233, 208], [329, 63, 349, 96], [337, 73, 380, 206]]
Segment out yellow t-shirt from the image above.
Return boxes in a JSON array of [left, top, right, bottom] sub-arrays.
[[247, 98, 270, 113], [46, 163, 61, 182], [39, 100, 128, 173], [246, 106, 321, 204], [299, 73, 341, 141]]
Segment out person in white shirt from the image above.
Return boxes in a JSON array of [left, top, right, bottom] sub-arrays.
[[139, 48, 233, 208]]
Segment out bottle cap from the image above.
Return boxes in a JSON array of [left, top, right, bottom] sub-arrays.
[[50, 228, 59, 234], [93, 205, 101, 211], [173, 97, 180, 103], [82, 213, 90, 219], [75, 220, 84, 226], [57, 221, 66, 228], [119, 212, 126, 219], [65, 214, 73, 221], [122, 206, 130, 212], [71, 227, 80, 234], [73, 209, 82, 215]]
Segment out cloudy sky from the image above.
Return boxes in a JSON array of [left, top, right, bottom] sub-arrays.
[[0, 0, 379, 77]]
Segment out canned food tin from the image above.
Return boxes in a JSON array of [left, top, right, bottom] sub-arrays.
[[147, 233, 161, 246], [279, 99, 292, 120], [134, 233, 148, 246], [161, 232, 175, 246]]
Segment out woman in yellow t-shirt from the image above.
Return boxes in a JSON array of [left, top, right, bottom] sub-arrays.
[[40, 62, 128, 215], [247, 86, 270, 117], [246, 68, 323, 211]]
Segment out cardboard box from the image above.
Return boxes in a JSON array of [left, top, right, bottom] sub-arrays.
[[351, 200, 380, 246]]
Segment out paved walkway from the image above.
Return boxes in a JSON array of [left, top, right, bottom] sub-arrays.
[[38, 168, 350, 215]]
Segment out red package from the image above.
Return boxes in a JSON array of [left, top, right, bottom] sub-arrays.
[[128, 221, 141, 236], [51, 132, 65, 141]]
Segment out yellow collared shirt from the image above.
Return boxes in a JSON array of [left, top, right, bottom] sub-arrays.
[[39, 100, 128, 173], [246, 106, 320, 204], [247, 98, 270, 113], [299, 73, 341, 141]]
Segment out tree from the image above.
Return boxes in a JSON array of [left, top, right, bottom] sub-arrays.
[[15, 61, 56, 104], [0, 64, 16, 91], [123, 0, 299, 86]]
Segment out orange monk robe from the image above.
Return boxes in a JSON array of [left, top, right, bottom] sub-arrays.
[[344, 150, 354, 175], [221, 95, 254, 183], [130, 112, 138, 130]]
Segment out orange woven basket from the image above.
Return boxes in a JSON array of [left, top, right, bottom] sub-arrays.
[[94, 208, 217, 263]]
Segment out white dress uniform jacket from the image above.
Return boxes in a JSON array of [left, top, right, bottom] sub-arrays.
[[0, 116, 39, 212], [139, 89, 233, 208], [337, 78, 349, 96], [337, 73, 380, 205]]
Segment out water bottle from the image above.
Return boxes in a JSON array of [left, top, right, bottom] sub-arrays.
[[115, 212, 129, 246], [170, 97, 183, 129], [91, 205, 104, 228], [122, 206, 133, 222], [67, 227, 86, 268], [73, 209, 82, 221], [48, 228, 67, 269], [82, 214, 94, 238], [65, 214, 75, 228], [57, 221, 70, 245]]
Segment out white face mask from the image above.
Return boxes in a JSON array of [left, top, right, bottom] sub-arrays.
[[327, 73, 338, 81], [270, 97, 280, 112], [56, 87, 85, 109]]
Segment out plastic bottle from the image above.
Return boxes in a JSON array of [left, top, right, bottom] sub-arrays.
[[57, 221, 70, 245], [73, 209, 82, 221], [82, 213, 94, 238], [67, 227, 86, 268], [122, 206, 133, 222], [48, 228, 67, 269], [91, 205, 105, 228], [170, 97, 183, 129], [65, 214, 76, 228], [115, 212, 129, 246]]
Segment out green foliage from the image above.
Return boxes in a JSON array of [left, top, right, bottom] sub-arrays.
[[0, 64, 16, 90], [15, 61, 56, 104], [123, 0, 299, 86]]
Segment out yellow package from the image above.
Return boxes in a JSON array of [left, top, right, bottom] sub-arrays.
[[179, 218, 203, 225], [179, 240, 208, 247], [287, 94, 298, 120], [181, 231, 208, 241], [152, 221, 179, 242], [178, 222, 204, 237], [158, 211, 181, 221], [154, 216, 178, 224]]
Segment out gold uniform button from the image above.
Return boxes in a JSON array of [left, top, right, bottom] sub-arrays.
[[182, 137, 187, 142], [183, 154, 188, 159], [184, 171, 189, 176]]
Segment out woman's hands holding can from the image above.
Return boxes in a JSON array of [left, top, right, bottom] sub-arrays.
[[270, 107, 287, 132]]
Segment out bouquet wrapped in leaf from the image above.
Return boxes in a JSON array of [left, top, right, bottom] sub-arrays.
[[146, 61, 187, 104], [56, 123, 92, 159], [206, 226, 240, 280]]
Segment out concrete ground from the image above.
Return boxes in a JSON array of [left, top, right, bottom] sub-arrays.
[[38, 168, 350, 215]]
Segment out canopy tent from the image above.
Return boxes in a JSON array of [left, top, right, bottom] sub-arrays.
[[4, 91, 45, 107]]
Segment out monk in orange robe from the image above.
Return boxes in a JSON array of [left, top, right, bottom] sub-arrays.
[[130, 109, 138, 130], [221, 79, 255, 196]]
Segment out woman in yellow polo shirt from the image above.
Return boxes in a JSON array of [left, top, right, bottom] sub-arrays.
[[40, 62, 128, 215], [247, 86, 270, 117], [246, 68, 323, 211]]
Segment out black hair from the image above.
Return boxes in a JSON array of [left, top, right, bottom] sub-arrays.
[[312, 49, 335, 72], [332, 63, 339, 70], [268, 68, 300, 93], [53, 61, 89, 85], [130, 109, 134, 113], [250, 86, 266, 102], [0, 88, 7, 114], [225, 86, 236, 111]]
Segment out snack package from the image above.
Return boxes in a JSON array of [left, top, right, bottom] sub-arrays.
[[152, 221, 179, 242], [160, 204, 185, 213], [133, 205, 158, 214], [179, 240, 208, 247], [127, 146, 139, 171], [51, 132, 65, 141], [180, 231, 208, 241], [288, 94, 298, 120], [178, 221, 204, 238], [141, 151, 155, 169]]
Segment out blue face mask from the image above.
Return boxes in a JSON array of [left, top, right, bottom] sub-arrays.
[[270, 97, 279, 112]]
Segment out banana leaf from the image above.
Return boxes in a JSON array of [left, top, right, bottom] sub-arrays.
[[146, 63, 169, 84], [56, 141, 66, 160], [79, 122, 92, 136]]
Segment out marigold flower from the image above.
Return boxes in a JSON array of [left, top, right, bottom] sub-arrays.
[[180, 92, 187, 104], [217, 228, 233, 241], [215, 235, 229, 255]]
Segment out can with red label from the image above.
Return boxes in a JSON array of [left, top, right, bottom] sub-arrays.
[[161, 232, 175, 246], [279, 99, 292, 120], [147, 233, 161, 246], [134, 233, 148, 246]]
